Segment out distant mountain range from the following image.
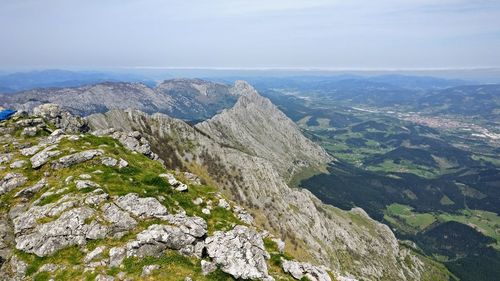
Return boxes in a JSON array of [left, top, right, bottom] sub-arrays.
[[0, 69, 154, 93], [0, 79, 239, 121]]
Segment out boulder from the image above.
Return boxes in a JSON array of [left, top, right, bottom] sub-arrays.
[[141, 264, 160, 277], [204, 225, 273, 281], [126, 224, 197, 258], [14, 178, 48, 198], [33, 103, 89, 133], [0, 173, 27, 195], [163, 214, 207, 238], [101, 203, 137, 234], [15, 207, 107, 257], [109, 247, 126, 268], [114, 193, 168, 219], [201, 260, 217, 275], [118, 158, 128, 168], [101, 157, 118, 167], [30, 145, 61, 169], [84, 246, 106, 264], [0, 153, 13, 164], [9, 160, 26, 169], [75, 180, 101, 190], [20, 145, 44, 156], [52, 149, 103, 169], [282, 260, 331, 281]]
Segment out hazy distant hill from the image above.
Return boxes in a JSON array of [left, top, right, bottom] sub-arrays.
[[0, 69, 154, 93]]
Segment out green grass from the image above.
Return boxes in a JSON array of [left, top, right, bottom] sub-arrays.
[[120, 250, 234, 281], [385, 204, 436, 232]]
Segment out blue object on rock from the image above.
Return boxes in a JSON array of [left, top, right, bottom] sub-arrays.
[[0, 109, 17, 121]]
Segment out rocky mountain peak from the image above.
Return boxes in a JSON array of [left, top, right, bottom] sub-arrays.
[[196, 81, 332, 180]]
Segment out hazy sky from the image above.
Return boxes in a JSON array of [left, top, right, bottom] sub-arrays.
[[1, 0, 499, 69]]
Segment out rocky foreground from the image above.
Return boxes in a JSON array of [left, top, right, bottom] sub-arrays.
[[0, 105, 349, 281]]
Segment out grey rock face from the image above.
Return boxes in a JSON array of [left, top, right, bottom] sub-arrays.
[[52, 149, 103, 169], [32, 103, 89, 133], [101, 203, 137, 234], [111, 131, 159, 160], [163, 214, 207, 238], [15, 207, 105, 257], [9, 160, 26, 169], [75, 180, 101, 190], [109, 247, 126, 268], [0, 153, 13, 164], [0, 173, 27, 195], [114, 193, 168, 219], [204, 225, 272, 281], [201, 260, 217, 275], [20, 144, 44, 156], [141, 264, 160, 277], [282, 260, 331, 281], [14, 178, 48, 198], [126, 224, 197, 258], [84, 246, 106, 264], [101, 157, 118, 167], [21, 126, 38, 136], [30, 145, 61, 169]]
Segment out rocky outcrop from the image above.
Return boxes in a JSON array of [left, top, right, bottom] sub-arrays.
[[0, 173, 27, 195], [52, 149, 103, 169], [114, 193, 168, 219], [204, 226, 273, 281], [15, 207, 105, 256], [282, 259, 332, 281], [30, 145, 61, 169], [33, 103, 89, 133]]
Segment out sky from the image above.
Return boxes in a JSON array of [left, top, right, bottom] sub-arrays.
[[1, 0, 500, 69]]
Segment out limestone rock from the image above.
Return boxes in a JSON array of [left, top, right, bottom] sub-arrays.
[[271, 238, 285, 253], [118, 158, 128, 168], [218, 198, 230, 210], [204, 225, 272, 281], [126, 224, 197, 258], [52, 149, 103, 169], [234, 206, 254, 225], [101, 203, 137, 234], [109, 247, 126, 268], [20, 145, 44, 156], [163, 214, 207, 238], [9, 160, 26, 169], [95, 274, 115, 281], [101, 157, 118, 167], [33, 103, 89, 133], [111, 131, 159, 160], [141, 264, 160, 277], [75, 180, 101, 190], [84, 246, 106, 264], [15, 207, 106, 257], [201, 260, 217, 275], [14, 178, 48, 198], [21, 126, 38, 136], [282, 260, 331, 281], [0, 173, 27, 195], [0, 153, 13, 164], [30, 145, 61, 169], [114, 193, 168, 219]]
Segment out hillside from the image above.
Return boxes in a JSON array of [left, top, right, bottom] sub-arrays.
[[87, 81, 451, 281], [0, 104, 348, 281]]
